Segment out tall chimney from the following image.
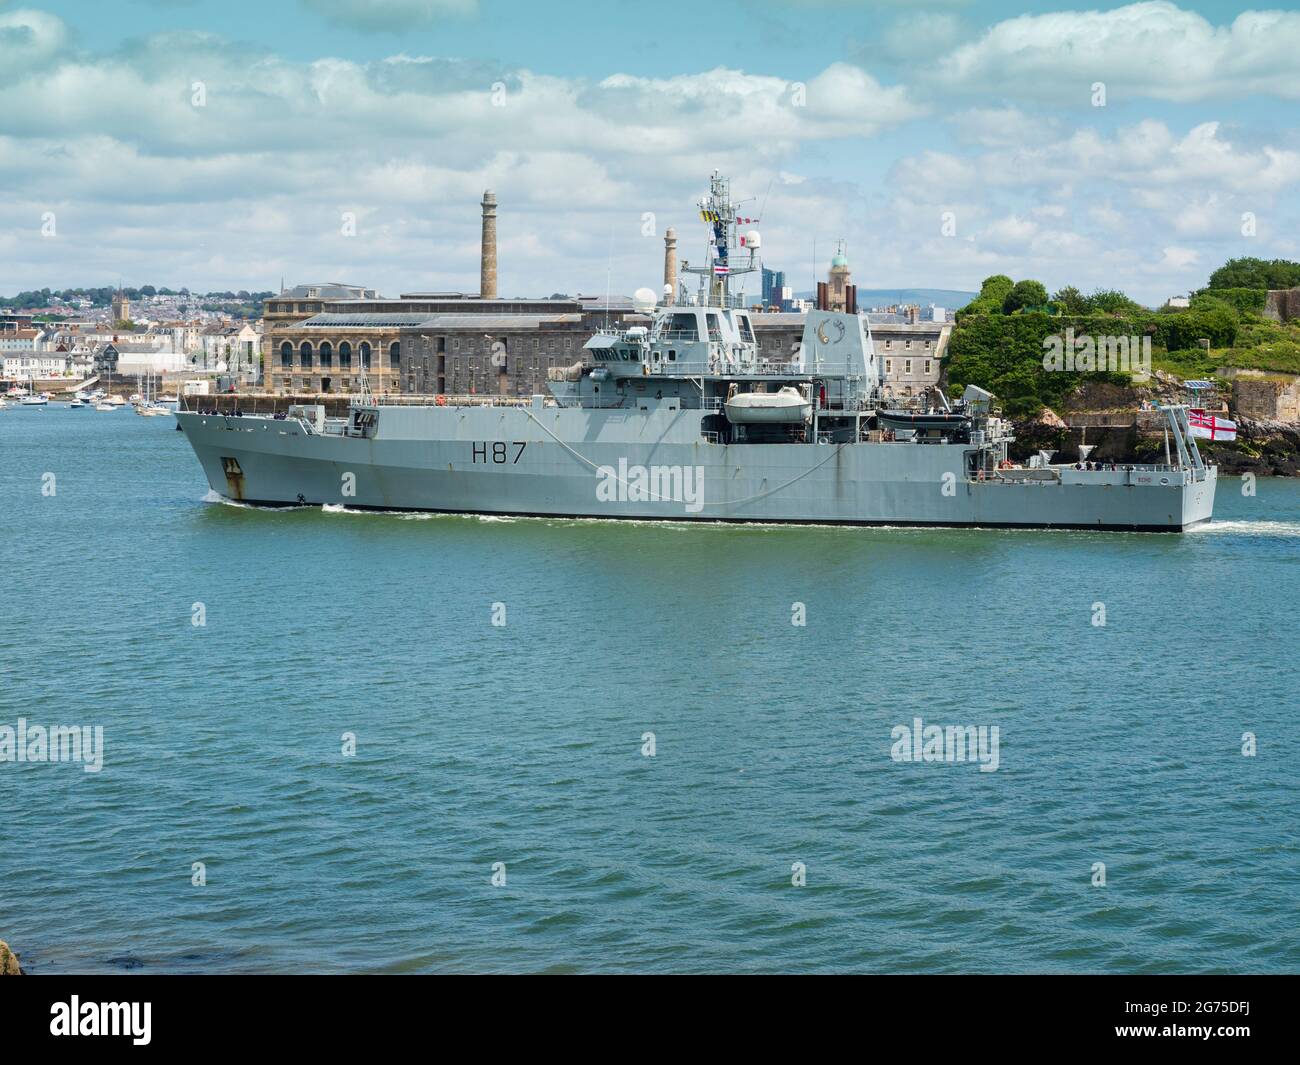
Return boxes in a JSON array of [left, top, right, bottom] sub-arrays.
[[663, 227, 678, 304], [480, 190, 498, 300]]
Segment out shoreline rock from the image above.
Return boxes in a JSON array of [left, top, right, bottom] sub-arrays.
[[0, 939, 22, 975]]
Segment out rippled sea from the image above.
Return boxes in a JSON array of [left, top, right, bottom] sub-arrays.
[[2, 406, 1298, 973]]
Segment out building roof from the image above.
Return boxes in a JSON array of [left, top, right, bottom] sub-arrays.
[[297, 313, 437, 328], [280, 283, 379, 299], [413, 314, 586, 330]]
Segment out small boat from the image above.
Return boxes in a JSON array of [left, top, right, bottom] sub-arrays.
[[18, 374, 48, 405], [725, 385, 811, 424], [70, 399, 86, 409], [876, 409, 969, 432], [93, 399, 117, 411]]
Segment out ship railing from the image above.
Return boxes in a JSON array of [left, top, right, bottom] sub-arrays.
[[354, 393, 542, 409]]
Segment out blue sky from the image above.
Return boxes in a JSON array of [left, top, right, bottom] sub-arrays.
[[3, 0, 1299, 304]]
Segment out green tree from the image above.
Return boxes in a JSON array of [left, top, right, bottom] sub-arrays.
[[1052, 286, 1087, 314], [1084, 289, 1143, 315], [1206, 257, 1300, 290], [1003, 280, 1049, 314], [959, 274, 1015, 316]]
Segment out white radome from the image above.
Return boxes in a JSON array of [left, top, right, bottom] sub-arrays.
[[745, 229, 761, 249], [632, 287, 658, 314]]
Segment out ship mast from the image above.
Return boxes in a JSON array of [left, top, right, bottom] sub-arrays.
[[679, 170, 760, 308]]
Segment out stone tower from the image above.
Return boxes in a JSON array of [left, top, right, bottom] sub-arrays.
[[480, 190, 498, 300], [111, 288, 130, 323], [828, 240, 850, 313], [663, 227, 678, 304]]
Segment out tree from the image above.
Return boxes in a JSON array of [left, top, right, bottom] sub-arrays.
[[1084, 288, 1143, 315], [1206, 257, 1300, 290], [1003, 280, 1049, 314], [959, 275, 1015, 316], [1052, 286, 1087, 314]]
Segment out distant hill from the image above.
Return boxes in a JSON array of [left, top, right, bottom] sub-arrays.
[[792, 287, 976, 309]]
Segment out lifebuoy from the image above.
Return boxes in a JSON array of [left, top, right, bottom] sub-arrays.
[[435, 394, 447, 406]]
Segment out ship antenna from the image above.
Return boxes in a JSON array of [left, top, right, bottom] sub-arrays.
[[604, 225, 614, 332]]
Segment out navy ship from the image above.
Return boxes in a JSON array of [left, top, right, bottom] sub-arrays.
[[177, 174, 1216, 530]]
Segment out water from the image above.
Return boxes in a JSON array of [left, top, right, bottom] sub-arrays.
[[2, 405, 1297, 974]]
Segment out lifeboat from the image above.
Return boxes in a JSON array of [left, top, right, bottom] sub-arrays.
[[724, 386, 811, 424], [875, 409, 968, 433]]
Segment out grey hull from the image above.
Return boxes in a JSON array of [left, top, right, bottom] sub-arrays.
[[177, 406, 1217, 531]]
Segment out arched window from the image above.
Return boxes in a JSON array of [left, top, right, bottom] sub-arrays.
[[388, 341, 401, 368], [338, 341, 352, 367], [299, 341, 313, 367], [280, 341, 292, 367], [359, 341, 372, 369], [319, 341, 333, 368]]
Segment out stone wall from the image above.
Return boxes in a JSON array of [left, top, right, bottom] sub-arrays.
[[1263, 287, 1300, 323], [1227, 371, 1300, 423]]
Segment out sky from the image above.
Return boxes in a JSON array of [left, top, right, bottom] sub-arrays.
[[2, 0, 1299, 305]]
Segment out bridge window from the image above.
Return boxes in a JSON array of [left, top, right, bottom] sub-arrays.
[[735, 314, 755, 343], [705, 313, 722, 342], [299, 341, 313, 368], [662, 313, 698, 341]]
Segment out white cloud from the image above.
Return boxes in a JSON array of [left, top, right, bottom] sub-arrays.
[[0, 21, 928, 296], [1158, 246, 1200, 269], [882, 117, 1300, 301], [933, 1, 1300, 102], [949, 107, 1060, 149]]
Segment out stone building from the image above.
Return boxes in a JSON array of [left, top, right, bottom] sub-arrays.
[[828, 241, 851, 313], [263, 282, 381, 392], [1223, 369, 1300, 422]]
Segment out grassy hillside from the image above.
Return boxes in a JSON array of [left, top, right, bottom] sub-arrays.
[[945, 267, 1300, 417]]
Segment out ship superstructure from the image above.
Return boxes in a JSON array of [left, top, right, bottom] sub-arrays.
[[176, 174, 1216, 530]]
